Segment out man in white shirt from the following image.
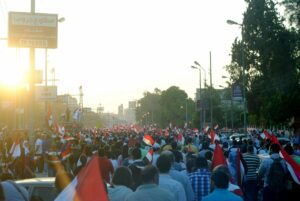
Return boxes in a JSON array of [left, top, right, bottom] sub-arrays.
[[156, 154, 187, 201], [35, 133, 44, 173]]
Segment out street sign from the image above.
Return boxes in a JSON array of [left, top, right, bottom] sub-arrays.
[[35, 86, 57, 101], [8, 12, 58, 48]]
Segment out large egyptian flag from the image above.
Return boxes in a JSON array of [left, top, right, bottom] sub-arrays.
[[211, 142, 227, 170], [271, 135, 300, 185], [55, 156, 109, 201]]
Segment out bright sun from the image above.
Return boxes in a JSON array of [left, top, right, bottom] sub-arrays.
[[0, 66, 24, 87]]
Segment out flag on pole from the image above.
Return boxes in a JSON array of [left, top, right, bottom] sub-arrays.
[[270, 135, 300, 185], [144, 148, 154, 164], [55, 156, 109, 201], [72, 108, 81, 121], [204, 124, 210, 133], [208, 129, 220, 144], [61, 141, 72, 161], [143, 134, 155, 146], [211, 142, 227, 170]]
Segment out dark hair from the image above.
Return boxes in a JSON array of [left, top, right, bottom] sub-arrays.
[[270, 143, 280, 153], [131, 148, 141, 160], [186, 158, 196, 173], [247, 145, 254, 153], [284, 144, 294, 155], [128, 164, 142, 190], [156, 154, 171, 173], [211, 169, 229, 189], [171, 142, 177, 150], [140, 165, 158, 184], [79, 154, 87, 166], [112, 166, 132, 188], [204, 150, 213, 160], [121, 145, 129, 158], [195, 156, 208, 169]]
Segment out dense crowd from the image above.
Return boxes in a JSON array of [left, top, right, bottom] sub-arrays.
[[0, 125, 299, 201]]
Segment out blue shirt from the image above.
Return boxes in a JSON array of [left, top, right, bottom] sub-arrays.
[[188, 168, 211, 201], [125, 184, 175, 201], [202, 188, 243, 201]]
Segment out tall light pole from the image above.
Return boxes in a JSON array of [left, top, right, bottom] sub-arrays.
[[191, 62, 206, 129], [227, 19, 247, 133], [222, 76, 234, 129]]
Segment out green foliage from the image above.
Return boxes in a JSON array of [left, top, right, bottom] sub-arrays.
[[228, 0, 300, 127], [135, 86, 198, 128]]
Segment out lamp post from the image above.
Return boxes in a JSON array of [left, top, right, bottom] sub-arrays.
[[44, 17, 65, 127], [191, 65, 201, 129], [191, 62, 206, 129], [227, 19, 247, 134]]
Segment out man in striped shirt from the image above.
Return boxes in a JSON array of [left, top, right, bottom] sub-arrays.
[[242, 145, 261, 201], [188, 156, 211, 201]]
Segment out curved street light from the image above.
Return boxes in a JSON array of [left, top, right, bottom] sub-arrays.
[[227, 19, 247, 133]]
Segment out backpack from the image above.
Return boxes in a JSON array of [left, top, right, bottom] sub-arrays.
[[267, 158, 286, 192]]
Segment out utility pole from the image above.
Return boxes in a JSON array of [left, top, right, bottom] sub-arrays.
[[28, 0, 36, 146], [209, 51, 213, 127]]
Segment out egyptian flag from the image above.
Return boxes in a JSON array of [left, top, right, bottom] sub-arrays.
[[204, 124, 210, 134], [208, 129, 220, 144], [55, 156, 108, 201], [211, 142, 227, 170], [144, 148, 154, 164], [143, 134, 155, 146], [61, 141, 72, 161], [271, 135, 300, 185]]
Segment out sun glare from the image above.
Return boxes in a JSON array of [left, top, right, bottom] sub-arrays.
[[0, 66, 24, 87]]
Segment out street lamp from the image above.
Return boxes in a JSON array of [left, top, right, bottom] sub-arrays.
[[227, 19, 247, 134], [44, 16, 65, 126], [191, 62, 207, 129]]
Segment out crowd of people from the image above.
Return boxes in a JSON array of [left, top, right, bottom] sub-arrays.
[[0, 125, 299, 201]]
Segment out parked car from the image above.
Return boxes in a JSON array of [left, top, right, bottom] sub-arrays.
[[15, 177, 56, 201], [229, 133, 251, 142]]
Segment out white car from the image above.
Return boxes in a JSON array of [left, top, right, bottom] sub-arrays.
[[15, 177, 56, 201]]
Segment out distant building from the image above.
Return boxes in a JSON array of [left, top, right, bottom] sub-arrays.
[[57, 94, 78, 111], [124, 101, 136, 124]]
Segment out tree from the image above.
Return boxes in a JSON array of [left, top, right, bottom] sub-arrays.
[[136, 89, 161, 126], [228, 0, 300, 127]]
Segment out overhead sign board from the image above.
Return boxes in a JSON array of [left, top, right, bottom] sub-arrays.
[[8, 12, 58, 48], [35, 86, 57, 101]]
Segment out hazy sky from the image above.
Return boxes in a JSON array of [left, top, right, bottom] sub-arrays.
[[0, 0, 246, 113]]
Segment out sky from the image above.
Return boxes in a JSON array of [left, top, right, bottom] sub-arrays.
[[0, 0, 247, 114]]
